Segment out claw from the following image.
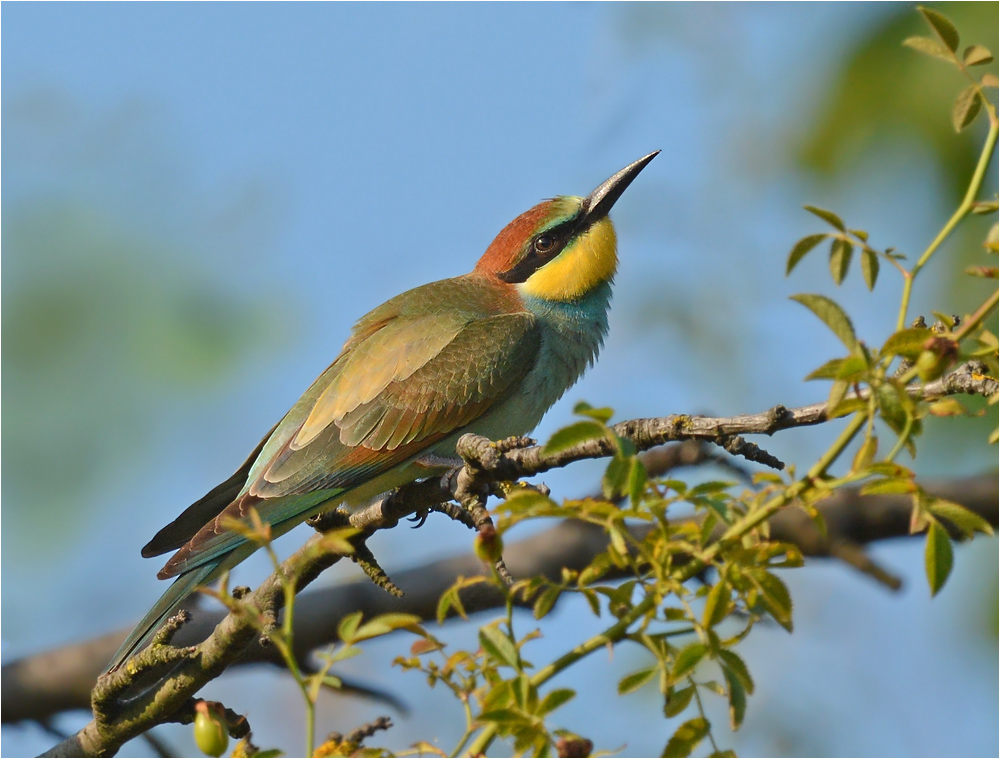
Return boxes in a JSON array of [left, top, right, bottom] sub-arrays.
[[408, 509, 430, 528]]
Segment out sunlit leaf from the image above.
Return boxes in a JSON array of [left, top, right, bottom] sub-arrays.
[[533, 585, 562, 620], [479, 626, 520, 669], [880, 327, 933, 359], [861, 249, 880, 290], [663, 717, 710, 758], [829, 238, 853, 285], [963, 44, 994, 65], [927, 398, 967, 417], [927, 498, 994, 537], [852, 434, 878, 472], [860, 477, 917, 495], [924, 520, 954, 596], [703, 580, 731, 628], [806, 354, 867, 382], [918, 6, 960, 52], [722, 664, 747, 730], [803, 204, 845, 231], [718, 649, 755, 694], [671, 642, 708, 681], [753, 571, 794, 632], [902, 35, 954, 62], [952, 85, 983, 132], [786, 233, 827, 275], [618, 666, 658, 695], [537, 688, 575, 717], [573, 400, 614, 424], [337, 611, 363, 644], [663, 685, 696, 718], [353, 613, 423, 641], [543, 420, 608, 455], [790, 294, 857, 350]]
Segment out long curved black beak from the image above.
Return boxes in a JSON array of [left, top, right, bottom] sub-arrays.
[[581, 150, 660, 224]]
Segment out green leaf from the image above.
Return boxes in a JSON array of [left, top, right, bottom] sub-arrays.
[[924, 521, 954, 596], [790, 294, 857, 350], [829, 238, 853, 285], [543, 420, 608, 455], [627, 457, 648, 507], [918, 6, 960, 52], [880, 327, 933, 359], [860, 476, 918, 496], [927, 398, 967, 417], [663, 717, 710, 758], [533, 585, 562, 619], [481, 680, 514, 713], [537, 687, 575, 717], [786, 233, 827, 275], [573, 400, 614, 424], [964, 44, 994, 65], [861, 249, 879, 290], [436, 584, 468, 624], [326, 644, 362, 664], [754, 571, 794, 632], [927, 498, 994, 538], [603, 453, 631, 500], [511, 674, 537, 711], [722, 664, 747, 730], [827, 380, 850, 417], [903, 35, 954, 62], [717, 649, 755, 694], [664, 685, 696, 718], [337, 611, 363, 644], [803, 205, 845, 231], [952, 85, 983, 132], [478, 708, 528, 725], [876, 386, 921, 454], [353, 613, 423, 641], [703, 580, 731, 628], [805, 357, 846, 381], [852, 434, 878, 472], [689, 480, 736, 496], [618, 666, 658, 695], [503, 489, 557, 513], [671, 642, 708, 682], [805, 354, 867, 382], [479, 626, 520, 669]]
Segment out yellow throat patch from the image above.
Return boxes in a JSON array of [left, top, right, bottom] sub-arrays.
[[520, 216, 618, 302]]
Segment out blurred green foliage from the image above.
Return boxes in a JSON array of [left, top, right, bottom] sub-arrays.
[[798, 3, 998, 196], [1, 95, 269, 555]]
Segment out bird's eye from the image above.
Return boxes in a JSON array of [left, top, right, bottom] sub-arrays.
[[534, 235, 555, 253]]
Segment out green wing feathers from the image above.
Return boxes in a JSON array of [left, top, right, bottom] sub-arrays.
[[152, 274, 539, 582]]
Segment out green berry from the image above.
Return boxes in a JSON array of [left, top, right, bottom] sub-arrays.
[[194, 708, 229, 758]]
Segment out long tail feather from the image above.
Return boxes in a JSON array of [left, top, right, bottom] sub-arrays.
[[107, 562, 218, 672]]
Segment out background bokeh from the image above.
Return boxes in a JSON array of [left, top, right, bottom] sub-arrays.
[[3, 3, 997, 757]]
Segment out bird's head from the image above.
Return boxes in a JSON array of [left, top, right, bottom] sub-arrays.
[[475, 151, 658, 301]]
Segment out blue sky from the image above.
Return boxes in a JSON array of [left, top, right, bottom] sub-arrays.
[[3, 3, 997, 757]]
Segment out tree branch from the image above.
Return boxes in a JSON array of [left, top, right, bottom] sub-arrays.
[[16, 361, 995, 757]]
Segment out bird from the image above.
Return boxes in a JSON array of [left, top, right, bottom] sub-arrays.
[[109, 150, 659, 671]]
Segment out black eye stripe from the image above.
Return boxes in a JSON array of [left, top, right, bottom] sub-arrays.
[[499, 229, 572, 284]]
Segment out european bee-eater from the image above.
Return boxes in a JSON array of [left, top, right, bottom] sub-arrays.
[[110, 151, 659, 671]]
